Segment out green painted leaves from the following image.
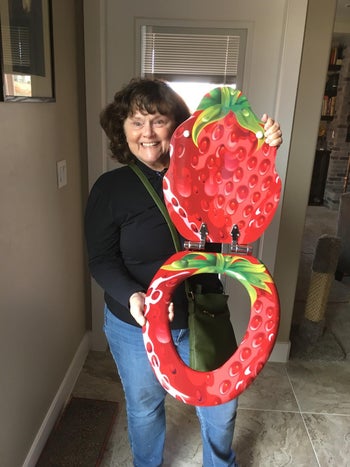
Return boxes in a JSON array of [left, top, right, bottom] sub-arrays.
[[163, 252, 273, 304], [192, 87, 264, 148]]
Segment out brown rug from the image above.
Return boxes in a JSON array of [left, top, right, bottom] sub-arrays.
[[36, 397, 118, 467]]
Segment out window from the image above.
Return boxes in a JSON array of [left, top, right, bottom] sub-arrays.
[[140, 25, 247, 111]]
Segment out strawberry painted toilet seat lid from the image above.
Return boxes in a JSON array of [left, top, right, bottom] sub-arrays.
[[163, 87, 282, 245]]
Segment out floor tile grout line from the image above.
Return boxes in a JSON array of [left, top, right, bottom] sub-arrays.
[[237, 407, 301, 414], [237, 406, 350, 417], [284, 365, 303, 414], [299, 412, 322, 467], [285, 366, 322, 467], [299, 411, 350, 417]]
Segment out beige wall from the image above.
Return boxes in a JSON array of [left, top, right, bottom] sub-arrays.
[[0, 1, 88, 466], [274, 0, 337, 341]]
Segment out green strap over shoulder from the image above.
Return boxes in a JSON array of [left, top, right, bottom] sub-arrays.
[[128, 163, 182, 252]]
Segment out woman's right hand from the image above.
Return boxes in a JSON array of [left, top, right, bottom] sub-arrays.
[[129, 292, 147, 327], [129, 291, 174, 326]]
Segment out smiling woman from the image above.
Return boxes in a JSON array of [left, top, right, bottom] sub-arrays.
[[99, 78, 190, 164], [123, 112, 175, 171], [85, 77, 282, 466]]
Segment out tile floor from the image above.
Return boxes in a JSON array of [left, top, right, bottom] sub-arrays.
[[73, 350, 350, 466], [72, 206, 350, 466]]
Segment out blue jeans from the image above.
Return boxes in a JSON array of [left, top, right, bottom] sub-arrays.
[[104, 307, 238, 467]]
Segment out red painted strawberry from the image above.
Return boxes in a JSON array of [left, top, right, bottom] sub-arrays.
[[163, 87, 281, 245]]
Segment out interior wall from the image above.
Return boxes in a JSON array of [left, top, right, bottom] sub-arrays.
[[84, 0, 308, 358], [104, 0, 287, 110], [0, 1, 88, 466], [274, 0, 337, 342]]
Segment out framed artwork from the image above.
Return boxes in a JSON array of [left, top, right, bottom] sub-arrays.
[[0, 0, 55, 102]]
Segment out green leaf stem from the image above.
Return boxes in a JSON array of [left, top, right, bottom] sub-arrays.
[[163, 252, 273, 303], [192, 87, 264, 148]]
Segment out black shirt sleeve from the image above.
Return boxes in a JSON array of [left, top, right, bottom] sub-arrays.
[[84, 179, 145, 309]]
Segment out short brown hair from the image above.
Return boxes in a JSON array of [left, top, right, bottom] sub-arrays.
[[100, 78, 190, 164]]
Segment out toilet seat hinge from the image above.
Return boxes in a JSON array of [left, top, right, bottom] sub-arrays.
[[184, 223, 208, 250], [230, 225, 253, 255]]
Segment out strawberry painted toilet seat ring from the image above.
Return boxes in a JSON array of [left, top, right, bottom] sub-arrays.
[[143, 250, 279, 406], [142, 87, 281, 406]]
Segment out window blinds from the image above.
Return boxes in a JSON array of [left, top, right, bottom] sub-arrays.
[[141, 26, 246, 85]]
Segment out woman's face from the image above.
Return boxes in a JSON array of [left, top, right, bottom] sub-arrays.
[[123, 110, 176, 171]]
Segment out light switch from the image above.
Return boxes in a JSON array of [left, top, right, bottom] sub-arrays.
[[57, 160, 68, 189]]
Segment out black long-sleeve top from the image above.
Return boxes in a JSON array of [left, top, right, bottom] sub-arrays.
[[84, 160, 222, 328]]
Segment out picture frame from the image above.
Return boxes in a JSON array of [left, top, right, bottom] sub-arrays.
[[0, 0, 55, 102]]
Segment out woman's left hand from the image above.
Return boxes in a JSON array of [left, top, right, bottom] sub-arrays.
[[261, 114, 283, 147]]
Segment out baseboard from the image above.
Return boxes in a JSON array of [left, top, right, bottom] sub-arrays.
[[268, 340, 291, 362], [23, 332, 91, 467]]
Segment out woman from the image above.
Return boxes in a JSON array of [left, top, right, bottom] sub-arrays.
[[85, 78, 282, 466]]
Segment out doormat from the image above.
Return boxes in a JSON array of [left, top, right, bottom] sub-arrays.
[[36, 397, 118, 467]]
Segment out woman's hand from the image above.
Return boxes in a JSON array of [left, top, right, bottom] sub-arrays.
[[261, 114, 283, 147], [129, 292, 174, 326], [129, 292, 147, 327]]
